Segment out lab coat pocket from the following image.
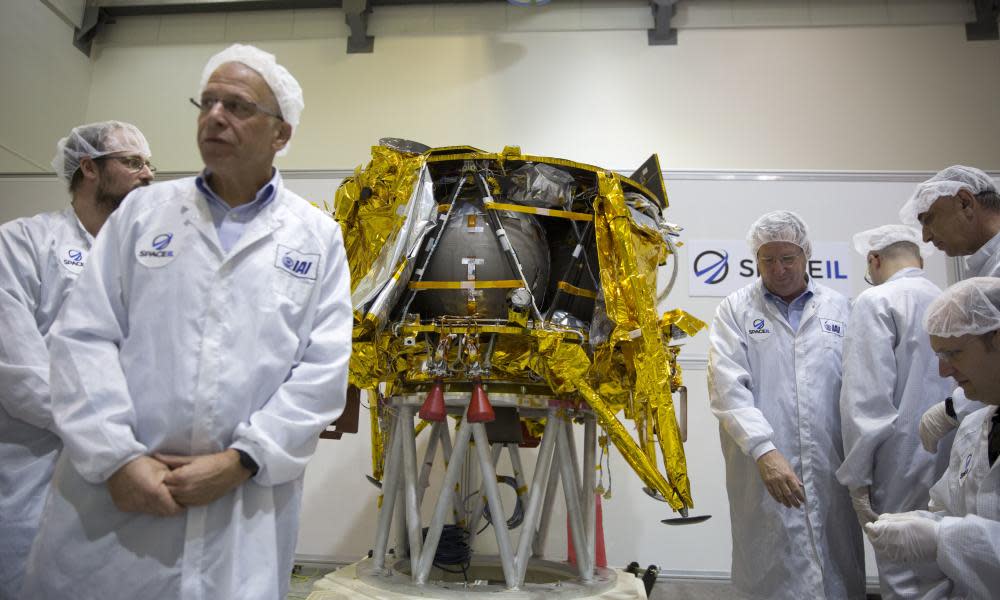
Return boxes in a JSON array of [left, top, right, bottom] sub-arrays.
[[270, 271, 315, 308]]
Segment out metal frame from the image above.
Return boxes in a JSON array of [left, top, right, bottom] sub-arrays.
[[648, 0, 678, 46], [371, 396, 601, 590], [967, 0, 1000, 41]]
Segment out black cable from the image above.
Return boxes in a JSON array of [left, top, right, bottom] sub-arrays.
[[424, 525, 472, 581], [479, 475, 525, 533]]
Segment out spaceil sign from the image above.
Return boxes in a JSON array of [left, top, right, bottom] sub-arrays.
[[687, 239, 852, 298]]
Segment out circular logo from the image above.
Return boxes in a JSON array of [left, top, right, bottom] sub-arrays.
[[753, 318, 765, 330], [59, 244, 87, 274], [693, 250, 729, 284], [152, 233, 173, 251], [282, 255, 294, 269]]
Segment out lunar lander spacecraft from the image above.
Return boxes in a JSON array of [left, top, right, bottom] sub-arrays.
[[318, 141, 705, 598]]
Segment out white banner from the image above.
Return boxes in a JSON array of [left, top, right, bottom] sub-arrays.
[[687, 239, 853, 298]]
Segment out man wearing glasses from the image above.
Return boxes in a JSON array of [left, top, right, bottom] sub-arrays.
[[836, 224, 954, 598], [708, 210, 864, 599], [0, 120, 153, 598], [897, 168, 1000, 470], [21, 44, 352, 599], [865, 277, 1000, 599]]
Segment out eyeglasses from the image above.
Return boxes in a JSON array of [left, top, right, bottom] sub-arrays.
[[190, 96, 283, 122], [757, 254, 801, 268], [95, 155, 156, 174]]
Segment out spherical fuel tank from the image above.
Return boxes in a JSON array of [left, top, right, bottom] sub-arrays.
[[413, 201, 549, 319]]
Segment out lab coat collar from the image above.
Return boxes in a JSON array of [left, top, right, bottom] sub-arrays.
[[886, 266, 924, 283], [965, 229, 1000, 277], [220, 176, 287, 260], [182, 171, 287, 260], [756, 277, 820, 333], [67, 206, 95, 246]]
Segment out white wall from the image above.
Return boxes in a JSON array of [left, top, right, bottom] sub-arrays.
[[0, 1, 92, 173], [73, 3, 1000, 175]]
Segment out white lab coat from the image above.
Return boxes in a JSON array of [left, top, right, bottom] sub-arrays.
[[950, 236, 1000, 421], [708, 279, 864, 600], [21, 177, 353, 600], [0, 207, 91, 599], [964, 229, 1000, 280], [920, 405, 1000, 600], [836, 268, 954, 598]]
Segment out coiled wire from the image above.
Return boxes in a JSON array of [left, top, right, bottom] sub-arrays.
[[479, 475, 525, 533]]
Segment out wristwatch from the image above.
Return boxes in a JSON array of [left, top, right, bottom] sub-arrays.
[[235, 449, 259, 477]]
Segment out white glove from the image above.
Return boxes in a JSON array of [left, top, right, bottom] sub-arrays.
[[864, 512, 940, 562], [850, 487, 878, 527], [919, 401, 958, 453]]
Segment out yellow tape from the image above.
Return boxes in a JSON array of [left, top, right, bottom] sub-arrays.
[[483, 200, 593, 222], [407, 280, 523, 290], [557, 280, 597, 299]]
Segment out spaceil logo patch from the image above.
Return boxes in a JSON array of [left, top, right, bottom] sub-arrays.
[[747, 317, 772, 340], [275, 245, 318, 280], [59, 245, 87, 274], [959, 452, 974, 483], [820, 318, 845, 337], [136, 231, 179, 268], [693, 250, 729, 284]]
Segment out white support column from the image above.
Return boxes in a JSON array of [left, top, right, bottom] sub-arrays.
[[399, 406, 424, 569], [416, 421, 444, 508], [557, 416, 593, 583], [472, 422, 519, 589], [533, 418, 563, 557], [583, 414, 598, 574], [371, 415, 404, 572], [514, 407, 560, 584], [413, 417, 474, 584]]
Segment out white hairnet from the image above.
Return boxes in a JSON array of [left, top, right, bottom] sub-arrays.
[[200, 44, 304, 157], [924, 277, 1000, 338], [747, 210, 812, 258], [51, 121, 151, 184], [852, 224, 935, 259], [899, 165, 998, 226]]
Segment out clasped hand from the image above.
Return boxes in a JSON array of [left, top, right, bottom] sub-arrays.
[[756, 449, 806, 508], [107, 450, 250, 517]]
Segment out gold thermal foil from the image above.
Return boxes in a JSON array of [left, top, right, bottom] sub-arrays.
[[335, 144, 702, 515], [661, 308, 707, 339], [592, 172, 692, 509], [541, 340, 684, 510], [370, 393, 384, 480], [334, 146, 426, 295]]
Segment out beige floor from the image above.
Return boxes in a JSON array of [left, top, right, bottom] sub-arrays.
[[286, 564, 742, 600]]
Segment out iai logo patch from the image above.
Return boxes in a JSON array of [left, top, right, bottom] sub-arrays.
[[59, 245, 87, 274], [136, 230, 179, 268], [275, 245, 318, 280], [747, 316, 772, 341], [820, 318, 845, 337]]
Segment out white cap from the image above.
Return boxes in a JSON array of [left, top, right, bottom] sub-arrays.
[[899, 165, 997, 226], [51, 121, 150, 184], [852, 224, 935, 259], [924, 277, 1000, 338], [747, 210, 812, 258], [200, 44, 304, 157]]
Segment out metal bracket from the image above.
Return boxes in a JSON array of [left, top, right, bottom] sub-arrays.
[[966, 0, 999, 41], [344, 0, 374, 54], [74, 6, 115, 56], [648, 0, 678, 46]]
